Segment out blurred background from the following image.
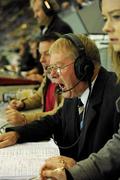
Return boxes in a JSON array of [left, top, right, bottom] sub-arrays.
[[0, 0, 39, 53]]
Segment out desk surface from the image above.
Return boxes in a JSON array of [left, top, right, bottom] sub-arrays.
[[0, 76, 39, 86]]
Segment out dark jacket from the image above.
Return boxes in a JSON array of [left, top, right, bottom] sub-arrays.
[[9, 67, 120, 167], [68, 98, 120, 180], [40, 15, 73, 35]]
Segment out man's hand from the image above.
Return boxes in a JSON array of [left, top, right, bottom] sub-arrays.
[[40, 155, 76, 180], [5, 108, 27, 126], [25, 68, 43, 83], [8, 99, 24, 110], [26, 74, 43, 83], [0, 131, 19, 148]]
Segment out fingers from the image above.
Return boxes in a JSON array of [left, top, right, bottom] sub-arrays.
[[41, 158, 65, 180], [0, 138, 13, 148], [45, 156, 76, 169], [40, 156, 76, 180], [41, 168, 66, 180], [26, 74, 43, 82], [0, 132, 18, 148], [7, 100, 23, 110], [5, 108, 18, 121], [8, 100, 18, 109], [5, 108, 26, 126], [43, 158, 65, 170]]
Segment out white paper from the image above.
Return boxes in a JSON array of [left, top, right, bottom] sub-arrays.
[[0, 140, 59, 179], [0, 103, 8, 128]]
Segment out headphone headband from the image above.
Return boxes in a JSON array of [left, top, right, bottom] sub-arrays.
[[62, 33, 94, 82], [63, 33, 85, 54]]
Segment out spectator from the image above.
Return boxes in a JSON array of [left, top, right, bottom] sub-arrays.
[[18, 41, 38, 73], [30, 0, 73, 35], [25, 36, 44, 83]]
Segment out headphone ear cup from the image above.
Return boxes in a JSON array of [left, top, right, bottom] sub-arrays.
[[74, 57, 94, 81], [42, 0, 60, 16]]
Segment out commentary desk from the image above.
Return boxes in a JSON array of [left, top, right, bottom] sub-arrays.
[[0, 104, 59, 180]]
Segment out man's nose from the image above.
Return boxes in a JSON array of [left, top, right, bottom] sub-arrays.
[[40, 55, 46, 63], [49, 68, 59, 80]]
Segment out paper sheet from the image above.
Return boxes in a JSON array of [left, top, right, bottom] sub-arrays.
[[0, 103, 8, 128], [0, 140, 59, 179]]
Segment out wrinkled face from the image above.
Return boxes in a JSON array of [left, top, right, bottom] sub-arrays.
[[32, 0, 48, 26], [48, 51, 87, 98], [102, 0, 120, 52], [39, 41, 54, 73]]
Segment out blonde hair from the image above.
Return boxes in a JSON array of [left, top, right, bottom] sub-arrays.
[[49, 37, 78, 60], [109, 45, 120, 81], [49, 34, 101, 66]]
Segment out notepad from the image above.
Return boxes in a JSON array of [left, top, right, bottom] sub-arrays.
[[0, 140, 59, 179]]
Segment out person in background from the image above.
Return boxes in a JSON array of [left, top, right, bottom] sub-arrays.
[[31, 0, 73, 35], [58, 0, 71, 10], [40, 0, 120, 180], [25, 36, 44, 83], [17, 40, 39, 74], [5, 33, 64, 126], [0, 55, 9, 67], [0, 33, 120, 170], [59, 0, 94, 11]]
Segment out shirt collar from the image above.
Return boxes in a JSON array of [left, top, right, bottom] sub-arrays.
[[79, 76, 98, 107], [41, 26, 48, 34]]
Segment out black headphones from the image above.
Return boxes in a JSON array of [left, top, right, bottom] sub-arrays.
[[41, 0, 60, 16], [62, 33, 94, 82]]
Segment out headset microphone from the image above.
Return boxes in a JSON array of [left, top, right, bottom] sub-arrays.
[[55, 85, 62, 94], [56, 80, 81, 95], [55, 71, 88, 95]]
